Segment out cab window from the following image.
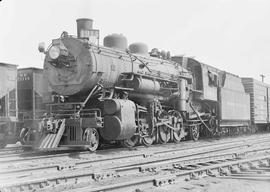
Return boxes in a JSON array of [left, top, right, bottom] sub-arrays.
[[208, 71, 218, 87]]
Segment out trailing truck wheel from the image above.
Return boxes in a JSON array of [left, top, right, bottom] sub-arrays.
[[205, 116, 217, 137], [190, 125, 200, 141], [83, 128, 99, 152], [121, 135, 139, 148]]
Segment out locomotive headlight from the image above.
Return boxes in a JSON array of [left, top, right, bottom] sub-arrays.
[[48, 46, 60, 59]]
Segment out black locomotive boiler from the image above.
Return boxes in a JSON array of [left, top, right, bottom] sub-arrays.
[[21, 18, 270, 151]]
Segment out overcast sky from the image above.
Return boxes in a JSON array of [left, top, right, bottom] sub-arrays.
[[1, 0, 270, 82]]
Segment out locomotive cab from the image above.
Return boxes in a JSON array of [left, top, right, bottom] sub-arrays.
[[179, 57, 251, 136]]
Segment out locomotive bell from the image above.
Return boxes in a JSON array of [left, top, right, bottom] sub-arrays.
[[38, 42, 45, 53]]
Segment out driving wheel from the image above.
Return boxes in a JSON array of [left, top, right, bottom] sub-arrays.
[[190, 124, 200, 141], [142, 134, 155, 146], [83, 128, 99, 152], [159, 125, 170, 144], [173, 122, 184, 143], [121, 135, 139, 148]]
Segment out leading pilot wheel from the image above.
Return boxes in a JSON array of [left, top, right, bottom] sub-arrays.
[[83, 128, 99, 152], [206, 116, 216, 137], [19, 128, 29, 145], [190, 125, 200, 141]]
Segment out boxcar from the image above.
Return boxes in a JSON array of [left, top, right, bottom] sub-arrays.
[[0, 63, 18, 148], [241, 78, 270, 130], [17, 68, 45, 144]]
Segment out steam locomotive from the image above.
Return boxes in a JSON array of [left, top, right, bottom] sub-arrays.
[[21, 18, 270, 151]]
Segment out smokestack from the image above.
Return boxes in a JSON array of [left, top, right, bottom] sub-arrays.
[[76, 18, 99, 45], [76, 18, 93, 38]]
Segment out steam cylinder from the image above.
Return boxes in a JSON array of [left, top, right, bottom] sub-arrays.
[[101, 99, 136, 140], [104, 99, 121, 115]]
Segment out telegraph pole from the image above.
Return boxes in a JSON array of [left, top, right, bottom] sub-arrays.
[[260, 74, 265, 82]]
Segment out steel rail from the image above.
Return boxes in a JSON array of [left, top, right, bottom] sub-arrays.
[[0, 132, 269, 164], [1, 135, 269, 177], [0, 134, 269, 183], [78, 151, 270, 192], [1, 132, 269, 164], [0, 132, 269, 160], [1, 141, 270, 191], [0, 146, 22, 153]]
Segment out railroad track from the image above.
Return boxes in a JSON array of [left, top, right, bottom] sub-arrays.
[[0, 147, 88, 159], [0, 132, 267, 159], [0, 146, 23, 155], [1, 134, 270, 191], [85, 151, 270, 192], [1, 134, 269, 175], [0, 132, 269, 162], [0, 140, 250, 178], [1, 132, 269, 163]]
